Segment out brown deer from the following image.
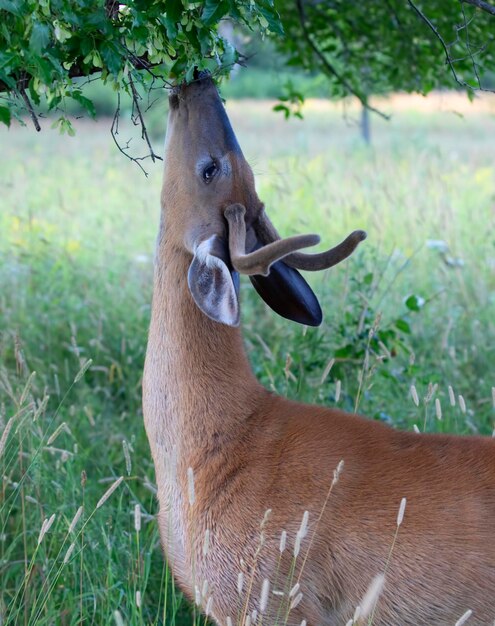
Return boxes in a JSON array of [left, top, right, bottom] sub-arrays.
[[143, 74, 495, 626]]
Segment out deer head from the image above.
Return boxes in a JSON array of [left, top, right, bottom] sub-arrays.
[[161, 72, 366, 327]]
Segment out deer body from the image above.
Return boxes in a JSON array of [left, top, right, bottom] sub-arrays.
[[143, 76, 495, 626]]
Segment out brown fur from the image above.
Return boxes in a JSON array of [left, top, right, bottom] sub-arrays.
[[143, 77, 495, 625]]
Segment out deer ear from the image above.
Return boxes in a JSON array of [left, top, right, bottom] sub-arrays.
[[249, 259, 322, 326], [188, 236, 240, 327]]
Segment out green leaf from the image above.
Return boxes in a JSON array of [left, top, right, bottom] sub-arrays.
[[404, 294, 425, 312], [0, 105, 11, 127], [71, 91, 96, 118], [0, 0, 23, 16], [258, 5, 283, 35], [395, 319, 411, 334], [100, 42, 122, 75], [165, 0, 183, 23], [201, 0, 229, 26], [29, 22, 51, 56]]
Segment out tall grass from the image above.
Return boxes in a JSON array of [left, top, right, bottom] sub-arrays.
[[0, 95, 494, 624]]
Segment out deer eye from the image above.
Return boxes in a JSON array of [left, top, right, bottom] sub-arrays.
[[202, 161, 218, 183]]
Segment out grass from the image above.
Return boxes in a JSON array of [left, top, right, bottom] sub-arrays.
[[1, 93, 495, 625]]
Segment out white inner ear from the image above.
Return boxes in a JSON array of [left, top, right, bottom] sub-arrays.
[[188, 236, 240, 327]]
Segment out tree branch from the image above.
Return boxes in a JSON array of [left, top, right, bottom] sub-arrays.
[[128, 74, 162, 163], [295, 0, 389, 120], [18, 76, 41, 131], [408, 0, 493, 92], [462, 0, 495, 16]]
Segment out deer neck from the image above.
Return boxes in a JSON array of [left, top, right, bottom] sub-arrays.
[[143, 224, 262, 465]]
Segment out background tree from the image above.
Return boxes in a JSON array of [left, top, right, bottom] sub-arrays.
[[273, 0, 495, 117]]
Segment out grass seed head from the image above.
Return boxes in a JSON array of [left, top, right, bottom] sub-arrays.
[[298, 510, 309, 538], [332, 459, 344, 486], [134, 504, 141, 533], [74, 358, 93, 383], [435, 398, 442, 420], [237, 572, 244, 596], [47, 421, 69, 446], [359, 574, 385, 620], [335, 379, 341, 403], [293, 531, 302, 557], [68, 505, 83, 534], [397, 497, 407, 527], [455, 609, 473, 626], [458, 395, 466, 414], [113, 610, 125, 626], [122, 439, 132, 476], [290, 592, 303, 610], [448, 385, 456, 406], [279, 529, 287, 553], [135, 590, 142, 608], [63, 542, 76, 564], [410, 385, 419, 407], [96, 476, 123, 509], [205, 596, 213, 616], [289, 582, 300, 598], [0, 417, 14, 460], [260, 578, 270, 613]]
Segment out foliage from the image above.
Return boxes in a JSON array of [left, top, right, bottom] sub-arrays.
[[273, 0, 495, 110], [0, 0, 281, 130]]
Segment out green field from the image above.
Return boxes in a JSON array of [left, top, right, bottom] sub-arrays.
[[1, 94, 494, 625]]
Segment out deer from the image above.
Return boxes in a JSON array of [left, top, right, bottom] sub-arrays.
[[142, 73, 495, 626]]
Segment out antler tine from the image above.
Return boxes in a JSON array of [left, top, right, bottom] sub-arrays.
[[253, 207, 366, 272], [224, 204, 320, 277], [284, 230, 367, 271]]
